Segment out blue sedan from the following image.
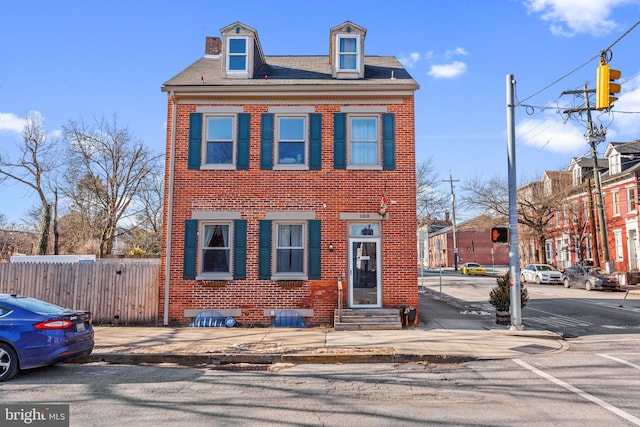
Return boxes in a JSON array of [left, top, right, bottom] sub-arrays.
[[0, 294, 94, 381]]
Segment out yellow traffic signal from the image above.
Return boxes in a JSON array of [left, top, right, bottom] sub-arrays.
[[490, 227, 509, 243], [596, 63, 621, 110]]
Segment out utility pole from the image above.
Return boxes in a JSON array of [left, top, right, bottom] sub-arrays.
[[506, 74, 522, 328], [562, 84, 610, 270], [444, 171, 459, 270]]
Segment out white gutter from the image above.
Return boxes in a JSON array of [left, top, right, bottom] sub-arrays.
[[163, 91, 177, 326]]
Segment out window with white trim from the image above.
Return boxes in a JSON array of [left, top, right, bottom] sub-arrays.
[[612, 190, 620, 216], [201, 222, 232, 276], [614, 229, 624, 261], [276, 116, 306, 166], [349, 116, 379, 166], [610, 153, 621, 175], [205, 116, 235, 165], [583, 197, 589, 223], [337, 35, 359, 71], [572, 166, 582, 186], [627, 186, 636, 212], [275, 223, 305, 274], [227, 37, 247, 72], [545, 240, 554, 263]]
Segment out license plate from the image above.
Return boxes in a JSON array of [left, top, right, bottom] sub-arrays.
[[76, 322, 86, 332]]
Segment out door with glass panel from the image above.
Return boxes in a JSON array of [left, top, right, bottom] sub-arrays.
[[348, 223, 381, 308]]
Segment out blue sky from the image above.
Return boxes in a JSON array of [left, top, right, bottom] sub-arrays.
[[1, 0, 640, 224]]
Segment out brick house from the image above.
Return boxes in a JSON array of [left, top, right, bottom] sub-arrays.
[[520, 140, 640, 283], [427, 215, 509, 269], [159, 22, 419, 326]]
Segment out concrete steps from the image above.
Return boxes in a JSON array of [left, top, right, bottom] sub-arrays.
[[334, 308, 402, 331]]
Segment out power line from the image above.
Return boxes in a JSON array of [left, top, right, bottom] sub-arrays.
[[516, 20, 640, 107]]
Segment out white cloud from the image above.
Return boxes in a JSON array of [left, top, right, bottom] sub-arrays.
[[516, 114, 586, 153], [445, 47, 468, 59], [428, 61, 468, 79], [398, 52, 421, 68], [0, 112, 26, 133], [525, 0, 631, 36]]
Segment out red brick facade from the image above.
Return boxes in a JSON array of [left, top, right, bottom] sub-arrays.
[[159, 22, 419, 326]]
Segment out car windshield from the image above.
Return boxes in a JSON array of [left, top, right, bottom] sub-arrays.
[[5, 297, 73, 315], [537, 265, 557, 271], [468, 264, 479, 267], [586, 268, 607, 276]]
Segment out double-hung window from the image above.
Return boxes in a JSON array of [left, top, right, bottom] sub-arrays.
[[205, 116, 234, 165], [183, 218, 247, 281], [612, 191, 620, 216], [202, 223, 231, 274], [258, 218, 321, 281], [627, 187, 636, 212], [276, 116, 306, 166], [276, 223, 305, 274], [350, 116, 378, 166], [338, 36, 359, 71], [227, 38, 247, 72]]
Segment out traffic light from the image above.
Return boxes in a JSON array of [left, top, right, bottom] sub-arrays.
[[596, 63, 621, 110], [490, 227, 509, 243]]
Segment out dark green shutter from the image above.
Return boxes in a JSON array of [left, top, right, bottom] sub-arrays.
[[233, 220, 247, 279], [308, 220, 321, 280], [260, 114, 274, 170], [258, 220, 272, 279], [309, 113, 322, 170], [333, 113, 346, 169], [188, 113, 202, 170], [183, 220, 198, 279], [382, 113, 396, 171], [237, 113, 250, 170]]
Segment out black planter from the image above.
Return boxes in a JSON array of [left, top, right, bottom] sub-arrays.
[[496, 310, 510, 325]]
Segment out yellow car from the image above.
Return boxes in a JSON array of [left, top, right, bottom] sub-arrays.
[[460, 263, 486, 276]]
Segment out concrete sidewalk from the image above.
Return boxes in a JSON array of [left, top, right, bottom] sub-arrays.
[[81, 292, 567, 366]]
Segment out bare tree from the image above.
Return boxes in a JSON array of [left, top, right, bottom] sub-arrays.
[[416, 158, 447, 228], [0, 112, 59, 254], [120, 168, 164, 256], [62, 116, 161, 257], [460, 174, 573, 263]]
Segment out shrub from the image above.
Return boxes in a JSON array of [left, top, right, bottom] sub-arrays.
[[489, 271, 528, 312]]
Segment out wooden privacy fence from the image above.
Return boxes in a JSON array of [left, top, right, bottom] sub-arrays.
[[0, 260, 160, 325]]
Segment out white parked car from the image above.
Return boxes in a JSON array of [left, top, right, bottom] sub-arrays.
[[520, 264, 563, 284]]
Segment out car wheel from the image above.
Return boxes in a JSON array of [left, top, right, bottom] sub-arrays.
[[520, 274, 526, 284], [585, 281, 592, 291], [535, 275, 541, 284], [0, 342, 19, 382], [564, 278, 571, 288]]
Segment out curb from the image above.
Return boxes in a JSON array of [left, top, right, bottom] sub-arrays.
[[75, 352, 477, 367]]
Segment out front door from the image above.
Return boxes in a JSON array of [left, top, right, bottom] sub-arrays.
[[348, 237, 381, 308]]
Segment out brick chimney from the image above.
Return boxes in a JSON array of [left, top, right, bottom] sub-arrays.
[[205, 37, 221, 56]]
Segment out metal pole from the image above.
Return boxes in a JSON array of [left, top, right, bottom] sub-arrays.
[[444, 172, 459, 270], [507, 74, 522, 328]]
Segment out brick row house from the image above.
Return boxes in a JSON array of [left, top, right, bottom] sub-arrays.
[[519, 140, 640, 284], [159, 22, 420, 326]]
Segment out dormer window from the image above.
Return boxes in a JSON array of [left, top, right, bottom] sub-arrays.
[[219, 22, 265, 79], [609, 152, 621, 174], [330, 21, 366, 79], [227, 37, 247, 72], [572, 166, 582, 186], [338, 35, 359, 71]]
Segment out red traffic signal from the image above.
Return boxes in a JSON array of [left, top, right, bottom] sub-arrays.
[[491, 227, 509, 243]]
